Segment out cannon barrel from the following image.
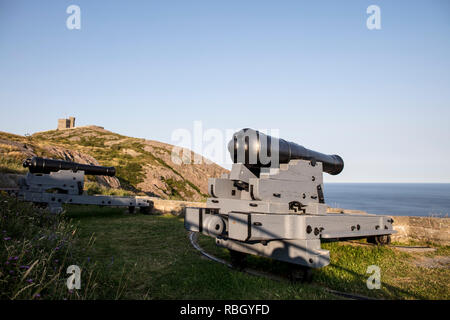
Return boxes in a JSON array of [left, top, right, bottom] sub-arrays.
[[228, 128, 344, 175], [23, 157, 116, 176]]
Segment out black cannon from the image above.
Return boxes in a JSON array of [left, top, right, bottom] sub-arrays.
[[23, 157, 116, 176], [228, 128, 344, 175]]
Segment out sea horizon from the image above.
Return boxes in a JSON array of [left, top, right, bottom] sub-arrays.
[[324, 182, 450, 184], [323, 183, 450, 217]]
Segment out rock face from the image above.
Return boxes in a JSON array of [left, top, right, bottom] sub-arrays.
[[137, 140, 226, 201], [0, 127, 228, 201], [0, 137, 121, 189]]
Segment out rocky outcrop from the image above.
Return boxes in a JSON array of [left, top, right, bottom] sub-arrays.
[[0, 135, 121, 190], [0, 138, 36, 159], [0, 127, 228, 200], [137, 140, 227, 200]]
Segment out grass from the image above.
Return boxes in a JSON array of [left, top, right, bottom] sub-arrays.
[[198, 237, 450, 300], [0, 193, 103, 299], [161, 177, 195, 200], [84, 182, 133, 197], [318, 242, 449, 299], [66, 205, 335, 299], [66, 205, 449, 300], [0, 157, 27, 174], [2, 196, 448, 300]]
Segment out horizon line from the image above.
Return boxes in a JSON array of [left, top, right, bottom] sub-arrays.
[[324, 181, 450, 184]]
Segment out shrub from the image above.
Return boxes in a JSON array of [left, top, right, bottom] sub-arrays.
[[0, 193, 101, 299], [84, 182, 133, 196]]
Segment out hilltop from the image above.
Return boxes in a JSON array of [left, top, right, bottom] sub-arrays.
[[0, 126, 228, 201]]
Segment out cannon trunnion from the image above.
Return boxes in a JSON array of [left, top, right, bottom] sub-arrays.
[[185, 129, 396, 273]]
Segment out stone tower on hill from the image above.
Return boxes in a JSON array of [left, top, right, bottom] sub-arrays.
[[57, 117, 75, 130]]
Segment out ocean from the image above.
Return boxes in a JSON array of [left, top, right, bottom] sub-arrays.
[[323, 183, 450, 217]]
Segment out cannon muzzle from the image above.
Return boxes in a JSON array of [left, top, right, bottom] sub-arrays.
[[23, 157, 116, 176], [228, 128, 344, 175]]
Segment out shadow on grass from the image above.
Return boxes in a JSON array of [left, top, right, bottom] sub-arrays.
[[244, 252, 429, 300], [258, 250, 429, 299], [321, 262, 428, 300], [198, 235, 430, 300], [65, 208, 436, 299]]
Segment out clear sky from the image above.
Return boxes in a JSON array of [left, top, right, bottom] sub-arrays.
[[0, 0, 449, 182]]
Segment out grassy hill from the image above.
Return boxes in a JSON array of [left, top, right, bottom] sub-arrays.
[[0, 126, 227, 201]]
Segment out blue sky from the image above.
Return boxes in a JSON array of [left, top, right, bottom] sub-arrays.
[[0, 0, 449, 182]]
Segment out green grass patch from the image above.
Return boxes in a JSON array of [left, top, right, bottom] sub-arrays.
[[198, 236, 450, 300], [84, 182, 133, 197], [66, 206, 335, 299], [3, 199, 448, 300], [161, 177, 194, 200], [67, 206, 450, 300]]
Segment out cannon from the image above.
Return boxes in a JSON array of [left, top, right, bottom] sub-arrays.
[[185, 129, 396, 280], [21, 157, 116, 195], [18, 157, 151, 214], [23, 157, 116, 176], [229, 129, 344, 175]]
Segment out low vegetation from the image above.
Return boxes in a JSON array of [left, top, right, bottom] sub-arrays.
[[0, 193, 102, 299], [66, 204, 450, 299], [0, 157, 26, 175], [65, 205, 334, 299], [198, 235, 450, 300], [2, 194, 448, 300], [84, 182, 133, 197]]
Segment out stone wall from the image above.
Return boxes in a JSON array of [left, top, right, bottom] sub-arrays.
[[146, 197, 206, 216], [391, 216, 449, 245], [57, 119, 69, 130], [148, 200, 449, 245]]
